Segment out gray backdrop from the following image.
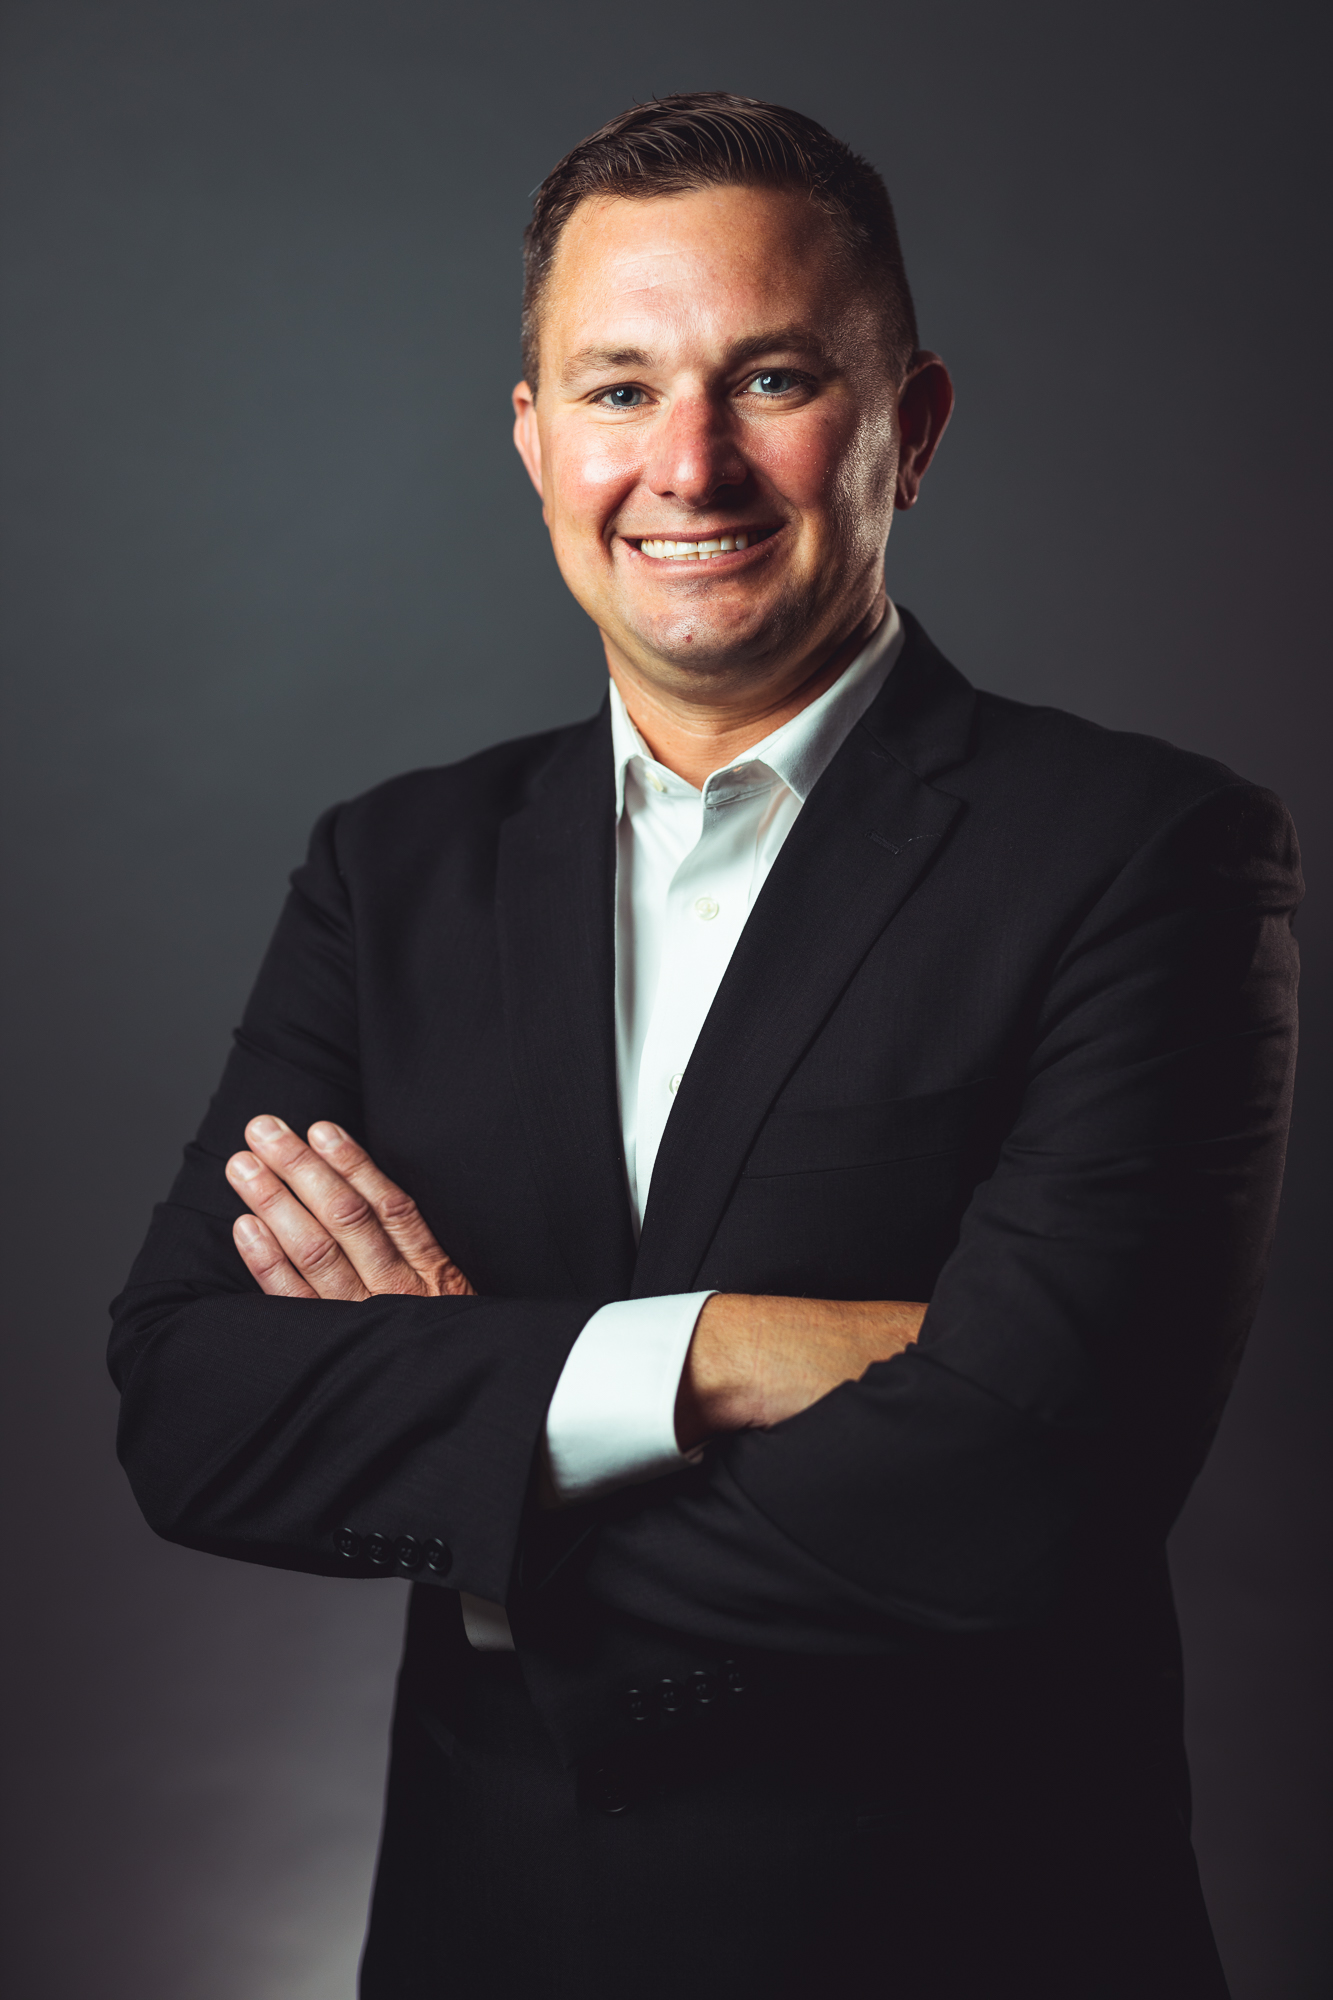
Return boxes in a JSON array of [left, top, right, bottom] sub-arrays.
[[2, 2, 1328, 1994]]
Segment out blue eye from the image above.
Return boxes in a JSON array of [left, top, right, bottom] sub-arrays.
[[599, 385, 645, 409], [748, 371, 798, 396]]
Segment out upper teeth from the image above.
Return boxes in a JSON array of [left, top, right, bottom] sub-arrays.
[[639, 533, 749, 560]]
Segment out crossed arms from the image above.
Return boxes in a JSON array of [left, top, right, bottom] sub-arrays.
[[225, 1114, 927, 1455]]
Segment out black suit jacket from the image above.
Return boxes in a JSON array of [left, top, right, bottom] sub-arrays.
[[111, 611, 1301, 1989]]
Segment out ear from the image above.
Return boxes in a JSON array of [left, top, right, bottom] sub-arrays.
[[894, 353, 954, 510], [512, 381, 545, 502]]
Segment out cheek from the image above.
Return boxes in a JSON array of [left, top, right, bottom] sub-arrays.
[[745, 412, 841, 508], [546, 427, 642, 534], [751, 406, 895, 527], [857, 415, 900, 498], [825, 412, 900, 547]]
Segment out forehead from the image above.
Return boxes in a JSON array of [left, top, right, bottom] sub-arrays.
[[541, 185, 860, 364]]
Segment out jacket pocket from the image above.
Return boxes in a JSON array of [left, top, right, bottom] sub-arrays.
[[742, 1079, 1000, 1180]]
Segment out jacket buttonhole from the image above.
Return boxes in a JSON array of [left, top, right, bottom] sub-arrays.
[[870, 830, 935, 856]]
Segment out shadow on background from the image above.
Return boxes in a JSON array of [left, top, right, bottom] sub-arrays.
[[2, 2, 1329, 1994]]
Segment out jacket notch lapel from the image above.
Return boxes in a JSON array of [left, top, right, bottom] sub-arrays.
[[495, 707, 637, 1296]]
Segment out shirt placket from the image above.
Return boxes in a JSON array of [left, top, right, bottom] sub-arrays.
[[633, 774, 766, 1211]]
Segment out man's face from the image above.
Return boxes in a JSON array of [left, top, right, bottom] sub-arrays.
[[513, 185, 904, 691]]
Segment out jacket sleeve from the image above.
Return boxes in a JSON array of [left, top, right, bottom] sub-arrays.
[[108, 806, 601, 1599], [563, 782, 1302, 1648]]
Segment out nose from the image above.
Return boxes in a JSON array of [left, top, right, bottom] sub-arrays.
[[644, 391, 748, 509]]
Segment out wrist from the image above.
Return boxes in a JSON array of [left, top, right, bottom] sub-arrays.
[[673, 1292, 929, 1448], [674, 1293, 758, 1449]]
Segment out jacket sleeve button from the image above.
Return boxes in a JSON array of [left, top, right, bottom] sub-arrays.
[[579, 1756, 633, 1815], [334, 1529, 362, 1561], [424, 1538, 452, 1573], [394, 1535, 423, 1572], [622, 1685, 654, 1727], [690, 1667, 718, 1707], [658, 1677, 686, 1717], [367, 1532, 393, 1567], [723, 1658, 749, 1697]]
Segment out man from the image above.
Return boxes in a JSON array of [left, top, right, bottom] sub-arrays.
[[110, 94, 1300, 1997]]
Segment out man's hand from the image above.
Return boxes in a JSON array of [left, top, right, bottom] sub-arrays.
[[226, 1116, 475, 1300], [675, 1293, 926, 1450]]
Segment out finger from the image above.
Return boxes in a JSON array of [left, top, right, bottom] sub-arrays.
[[233, 1213, 321, 1299], [226, 1147, 370, 1301], [307, 1121, 475, 1295], [243, 1116, 419, 1294]]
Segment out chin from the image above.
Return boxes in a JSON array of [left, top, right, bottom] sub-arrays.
[[630, 597, 808, 676], [639, 631, 774, 677]]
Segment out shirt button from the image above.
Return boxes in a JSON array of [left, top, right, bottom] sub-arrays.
[[646, 771, 666, 793], [669, 1073, 683, 1094], [694, 896, 720, 920]]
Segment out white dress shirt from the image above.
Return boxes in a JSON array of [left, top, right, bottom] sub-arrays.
[[458, 605, 904, 1648]]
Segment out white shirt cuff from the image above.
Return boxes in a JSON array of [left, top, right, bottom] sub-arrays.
[[543, 1291, 716, 1506]]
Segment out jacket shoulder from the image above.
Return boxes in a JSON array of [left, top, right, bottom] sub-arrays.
[[319, 711, 603, 865], [878, 609, 1276, 836], [971, 686, 1237, 800], [950, 691, 1301, 922], [961, 686, 1301, 855]]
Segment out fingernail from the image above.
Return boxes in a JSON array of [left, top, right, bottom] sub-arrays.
[[249, 1115, 285, 1141], [309, 1122, 346, 1149], [235, 1216, 263, 1245], [229, 1152, 262, 1180]]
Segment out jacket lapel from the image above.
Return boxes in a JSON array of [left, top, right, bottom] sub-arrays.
[[631, 612, 977, 1298], [495, 703, 638, 1297]]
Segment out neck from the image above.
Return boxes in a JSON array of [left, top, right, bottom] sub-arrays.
[[606, 590, 887, 791]]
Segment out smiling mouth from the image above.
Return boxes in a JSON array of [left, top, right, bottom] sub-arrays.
[[632, 527, 779, 561]]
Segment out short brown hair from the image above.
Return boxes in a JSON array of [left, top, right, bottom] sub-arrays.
[[521, 92, 918, 390]]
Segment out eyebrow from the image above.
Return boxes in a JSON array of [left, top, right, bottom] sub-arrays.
[[562, 346, 653, 380], [560, 325, 831, 385]]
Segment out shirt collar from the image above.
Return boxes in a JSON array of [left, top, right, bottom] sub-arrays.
[[609, 600, 903, 818]]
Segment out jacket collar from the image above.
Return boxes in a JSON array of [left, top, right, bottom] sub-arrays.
[[859, 604, 977, 780]]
